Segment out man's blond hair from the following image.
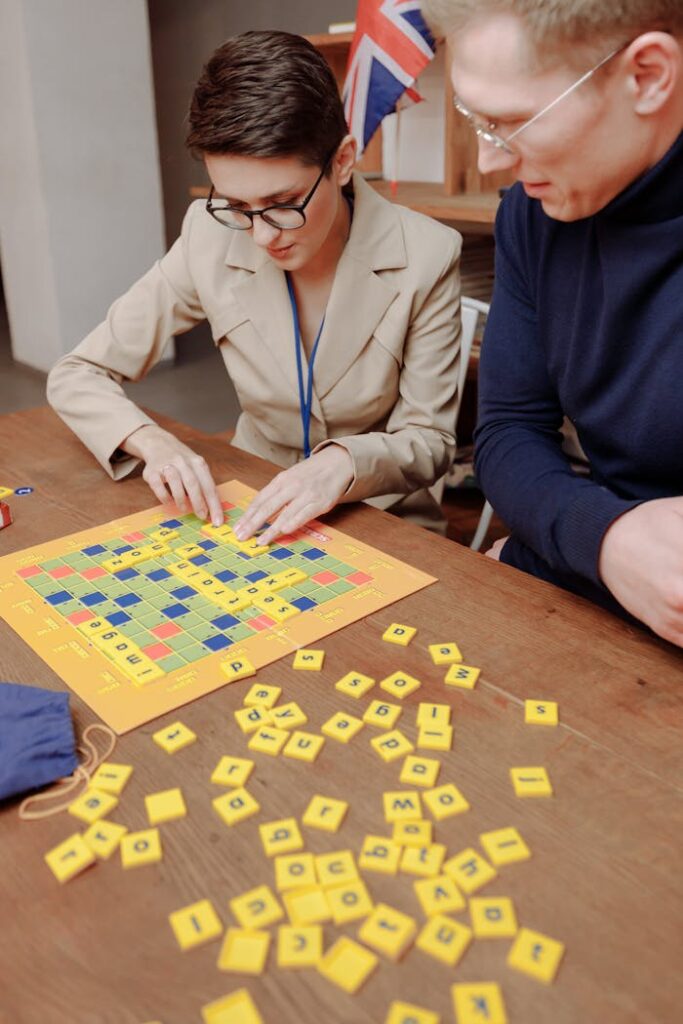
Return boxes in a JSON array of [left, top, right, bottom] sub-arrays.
[[422, 0, 683, 65]]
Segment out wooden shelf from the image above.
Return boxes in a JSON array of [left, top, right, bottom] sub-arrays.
[[305, 32, 354, 49]]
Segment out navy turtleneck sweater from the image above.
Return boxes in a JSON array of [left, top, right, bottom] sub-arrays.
[[474, 130, 683, 617]]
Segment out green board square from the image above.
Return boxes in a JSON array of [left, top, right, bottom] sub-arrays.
[[179, 644, 207, 664], [157, 654, 186, 672], [226, 623, 253, 642], [327, 579, 354, 595]]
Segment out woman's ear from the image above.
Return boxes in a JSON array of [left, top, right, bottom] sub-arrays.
[[334, 134, 358, 185]]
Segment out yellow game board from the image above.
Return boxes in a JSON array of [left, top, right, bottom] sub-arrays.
[[0, 480, 435, 733]]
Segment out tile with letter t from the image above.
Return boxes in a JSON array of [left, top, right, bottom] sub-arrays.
[[507, 926, 565, 984], [44, 833, 96, 884], [168, 898, 223, 951], [152, 720, 197, 754]]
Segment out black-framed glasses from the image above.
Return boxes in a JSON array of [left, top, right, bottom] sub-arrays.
[[206, 150, 335, 231]]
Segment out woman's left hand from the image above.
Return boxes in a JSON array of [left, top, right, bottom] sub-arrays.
[[233, 446, 354, 545]]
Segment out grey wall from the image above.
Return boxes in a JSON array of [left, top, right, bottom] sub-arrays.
[[148, 0, 358, 243]]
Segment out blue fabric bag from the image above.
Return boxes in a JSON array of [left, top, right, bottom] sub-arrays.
[[0, 682, 78, 801]]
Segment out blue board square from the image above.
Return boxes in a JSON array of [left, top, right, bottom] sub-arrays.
[[170, 585, 196, 601], [114, 568, 139, 581], [107, 611, 131, 626], [301, 547, 325, 561], [162, 603, 190, 619], [215, 569, 238, 583], [159, 518, 183, 529], [113, 545, 133, 555], [189, 554, 211, 566], [198, 539, 217, 550], [237, 552, 251, 560], [82, 544, 106, 557], [45, 590, 73, 606], [211, 613, 240, 630], [270, 547, 293, 560], [203, 634, 233, 652], [292, 596, 317, 611], [81, 591, 106, 607], [115, 593, 142, 608], [245, 570, 267, 583], [147, 568, 171, 582]]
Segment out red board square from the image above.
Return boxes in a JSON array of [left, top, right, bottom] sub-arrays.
[[346, 571, 373, 585], [17, 565, 42, 579], [151, 621, 182, 640], [123, 531, 146, 543], [311, 570, 339, 585], [81, 566, 107, 581], [141, 642, 173, 661], [67, 610, 95, 625], [48, 565, 76, 579], [221, 501, 235, 510], [247, 615, 275, 631]]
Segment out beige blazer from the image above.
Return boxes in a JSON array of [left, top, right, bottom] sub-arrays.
[[47, 173, 462, 527]]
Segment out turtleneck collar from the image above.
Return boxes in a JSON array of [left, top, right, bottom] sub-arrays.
[[599, 127, 683, 224]]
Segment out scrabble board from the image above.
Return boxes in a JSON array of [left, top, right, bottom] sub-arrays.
[[0, 480, 435, 733]]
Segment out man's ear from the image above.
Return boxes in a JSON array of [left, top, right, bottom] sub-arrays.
[[625, 31, 681, 115]]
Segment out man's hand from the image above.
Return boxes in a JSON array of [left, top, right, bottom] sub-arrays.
[[599, 497, 683, 645], [122, 424, 223, 525], [233, 446, 354, 546]]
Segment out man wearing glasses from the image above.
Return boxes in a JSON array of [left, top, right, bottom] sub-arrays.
[[48, 30, 461, 540], [424, 0, 683, 646]]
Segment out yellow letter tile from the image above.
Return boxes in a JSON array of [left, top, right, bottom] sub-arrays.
[[400, 755, 441, 788], [169, 898, 223, 951], [211, 755, 254, 788], [277, 924, 323, 968], [44, 833, 95, 883], [201, 988, 263, 1024], [380, 670, 422, 700], [120, 828, 162, 869], [243, 683, 281, 709], [89, 762, 133, 795], [247, 726, 289, 756], [452, 983, 507, 1024], [470, 897, 518, 938], [423, 783, 470, 821], [428, 642, 463, 665], [510, 766, 553, 798], [417, 724, 453, 752], [316, 850, 358, 888], [292, 648, 325, 670], [444, 848, 497, 895], [524, 700, 559, 726], [507, 926, 565, 984], [259, 817, 303, 857], [274, 853, 317, 892], [382, 623, 417, 647], [68, 788, 119, 825], [321, 711, 364, 743], [335, 670, 375, 698], [385, 1001, 439, 1024], [444, 664, 481, 690], [358, 835, 402, 875], [479, 826, 531, 867], [283, 886, 332, 925], [270, 701, 308, 730], [416, 914, 472, 967], [152, 720, 197, 754], [383, 790, 423, 823], [219, 656, 256, 683], [326, 879, 374, 925], [414, 874, 465, 917], [217, 928, 270, 974], [82, 819, 128, 860], [393, 820, 433, 847], [234, 705, 272, 735], [212, 787, 260, 827], [317, 936, 378, 994], [302, 794, 348, 833], [363, 699, 402, 729], [416, 702, 451, 727], [283, 730, 325, 763], [230, 884, 283, 929], [400, 843, 447, 878], [371, 729, 414, 763], [145, 787, 187, 826], [359, 902, 417, 960]]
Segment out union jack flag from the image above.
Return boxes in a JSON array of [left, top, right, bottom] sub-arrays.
[[343, 1, 436, 156]]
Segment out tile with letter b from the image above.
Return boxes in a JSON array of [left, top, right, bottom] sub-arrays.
[[479, 826, 531, 866], [219, 656, 256, 683], [89, 762, 133, 795], [507, 926, 565, 984], [292, 648, 325, 670], [152, 720, 197, 754], [277, 924, 323, 968], [321, 711, 364, 743], [444, 664, 480, 690], [201, 987, 263, 1024], [169, 898, 223, 951], [363, 699, 402, 729], [335, 670, 375, 698], [211, 755, 254, 788], [428, 642, 463, 665], [370, 729, 414, 763], [274, 853, 317, 892], [145, 787, 187, 825], [524, 699, 559, 726], [470, 897, 518, 938], [44, 833, 95, 884], [230, 884, 283, 929], [400, 755, 441, 788], [423, 783, 470, 821], [382, 622, 417, 646], [385, 1001, 440, 1024], [380, 670, 422, 700], [302, 794, 348, 833], [452, 983, 507, 1024], [259, 817, 303, 857], [68, 788, 118, 825], [326, 879, 374, 925], [416, 914, 472, 967], [444, 848, 497, 895], [217, 928, 270, 974], [82, 819, 128, 860], [393, 820, 433, 847], [315, 850, 358, 888], [358, 835, 402, 875], [414, 874, 465, 917], [510, 766, 553, 798], [317, 936, 378, 994], [243, 683, 281, 709], [283, 730, 325, 763], [212, 787, 260, 827], [120, 828, 162, 869], [383, 789, 423, 823], [359, 902, 417, 961], [247, 726, 289, 756]]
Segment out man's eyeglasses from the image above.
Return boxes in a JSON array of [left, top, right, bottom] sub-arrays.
[[206, 150, 335, 230], [453, 43, 627, 154]]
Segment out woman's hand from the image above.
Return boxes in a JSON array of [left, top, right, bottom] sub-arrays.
[[122, 424, 223, 525], [233, 446, 354, 545]]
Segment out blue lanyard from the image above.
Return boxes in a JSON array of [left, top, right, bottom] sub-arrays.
[[286, 272, 326, 459]]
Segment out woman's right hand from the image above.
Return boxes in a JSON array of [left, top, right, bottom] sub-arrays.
[[122, 424, 224, 525]]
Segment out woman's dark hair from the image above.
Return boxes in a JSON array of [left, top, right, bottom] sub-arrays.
[[186, 30, 348, 168]]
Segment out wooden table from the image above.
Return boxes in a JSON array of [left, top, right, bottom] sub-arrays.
[[1, 408, 682, 1024]]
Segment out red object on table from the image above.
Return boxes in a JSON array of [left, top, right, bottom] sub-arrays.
[[0, 501, 12, 529]]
